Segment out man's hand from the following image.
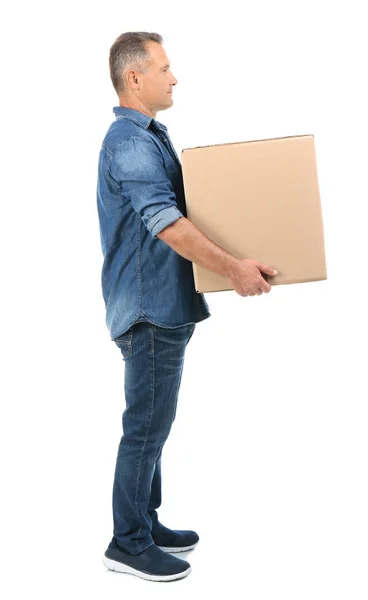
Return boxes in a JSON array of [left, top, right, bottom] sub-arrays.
[[227, 259, 278, 296]]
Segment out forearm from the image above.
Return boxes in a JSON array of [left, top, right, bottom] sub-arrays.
[[157, 216, 240, 279]]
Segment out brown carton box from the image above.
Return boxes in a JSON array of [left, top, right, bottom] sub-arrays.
[[181, 134, 327, 293]]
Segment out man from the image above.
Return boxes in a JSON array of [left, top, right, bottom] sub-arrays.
[[97, 31, 277, 582]]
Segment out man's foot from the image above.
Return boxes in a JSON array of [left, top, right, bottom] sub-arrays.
[[152, 524, 200, 553], [103, 537, 191, 582]]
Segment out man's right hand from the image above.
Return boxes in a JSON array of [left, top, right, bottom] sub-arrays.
[[228, 258, 278, 297]]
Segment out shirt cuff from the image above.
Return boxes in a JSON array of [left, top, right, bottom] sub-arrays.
[[148, 206, 184, 238]]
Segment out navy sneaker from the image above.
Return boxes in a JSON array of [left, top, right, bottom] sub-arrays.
[[103, 537, 192, 582], [152, 524, 200, 553]]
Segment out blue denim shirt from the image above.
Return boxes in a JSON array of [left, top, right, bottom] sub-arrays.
[[96, 106, 211, 341]]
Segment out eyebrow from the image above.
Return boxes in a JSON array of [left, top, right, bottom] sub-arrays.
[[160, 64, 170, 71]]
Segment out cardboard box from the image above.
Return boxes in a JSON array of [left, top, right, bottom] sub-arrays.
[[181, 134, 327, 293]]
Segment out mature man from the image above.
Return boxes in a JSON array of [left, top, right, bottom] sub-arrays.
[[97, 31, 277, 582]]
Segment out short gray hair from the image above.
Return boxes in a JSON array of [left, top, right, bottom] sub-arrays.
[[109, 31, 163, 96]]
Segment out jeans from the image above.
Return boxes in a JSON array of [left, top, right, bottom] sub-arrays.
[[111, 320, 196, 554]]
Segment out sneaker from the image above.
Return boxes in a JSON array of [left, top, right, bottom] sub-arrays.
[[102, 537, 192, 582], [152, 525, 200, 553]]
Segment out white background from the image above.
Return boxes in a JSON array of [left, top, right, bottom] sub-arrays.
[[1, 0, 368, 597]]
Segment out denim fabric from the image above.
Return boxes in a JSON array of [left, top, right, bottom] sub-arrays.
[[112, 320, 195, 554], [96, 106, 211, 341]]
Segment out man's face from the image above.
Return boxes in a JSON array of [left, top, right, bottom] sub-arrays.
[[134, 42, 178, 112]]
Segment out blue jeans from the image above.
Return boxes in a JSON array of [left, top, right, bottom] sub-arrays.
[[111, 320, 196, 555]]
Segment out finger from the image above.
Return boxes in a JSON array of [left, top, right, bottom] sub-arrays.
[[258, 278, 271, 293], [257, 262, 277, 276]]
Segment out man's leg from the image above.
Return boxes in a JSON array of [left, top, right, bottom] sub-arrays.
[[111, 321, 194, 554], [148, 323, 196, 536]]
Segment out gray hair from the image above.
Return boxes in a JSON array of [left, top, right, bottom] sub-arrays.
[[109, 31, 163, 96]]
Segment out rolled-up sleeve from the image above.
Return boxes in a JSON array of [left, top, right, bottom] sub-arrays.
[[109, 136, 184, 238]]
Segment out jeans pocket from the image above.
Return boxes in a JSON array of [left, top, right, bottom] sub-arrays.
[[114, 326, 133, 358]]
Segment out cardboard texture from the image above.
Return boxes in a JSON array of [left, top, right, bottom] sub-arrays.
[[181, 134, 327, 293]]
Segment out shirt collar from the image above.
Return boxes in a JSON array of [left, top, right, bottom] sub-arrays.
[[113, 106, 168, 132]]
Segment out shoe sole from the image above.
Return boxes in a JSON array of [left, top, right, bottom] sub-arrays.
[[156, 541, 199, 553], [102, 555, 192, 582]]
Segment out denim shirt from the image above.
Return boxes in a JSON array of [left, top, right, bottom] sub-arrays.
[[96, 106, 211, 341]]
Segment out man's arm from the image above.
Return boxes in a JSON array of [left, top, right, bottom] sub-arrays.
[[157, 216, 240, 280], [109, 136, 185, 239]]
